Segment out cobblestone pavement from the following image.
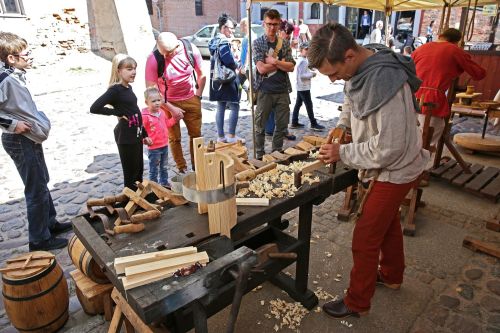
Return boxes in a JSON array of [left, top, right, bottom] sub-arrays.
[[1, 45, 500, 333]]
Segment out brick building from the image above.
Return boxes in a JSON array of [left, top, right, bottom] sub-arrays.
[[148, 0, 241, 38]]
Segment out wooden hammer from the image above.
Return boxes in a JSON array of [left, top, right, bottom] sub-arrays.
[[235, 162, 277, 181]]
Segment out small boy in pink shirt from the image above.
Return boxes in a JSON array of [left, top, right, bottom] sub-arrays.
[[141, 87, 182, 187]]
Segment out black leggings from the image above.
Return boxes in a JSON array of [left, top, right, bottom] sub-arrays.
[[292, 90, 317, 125], [117, 143, 144, 191]]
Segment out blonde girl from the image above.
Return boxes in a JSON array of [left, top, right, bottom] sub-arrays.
[[90, 54, 152, 190]]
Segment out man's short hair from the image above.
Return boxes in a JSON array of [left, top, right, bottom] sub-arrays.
[[157, 32, 178, 52], [264, 9, 281, 21], [0, 32, 27, 63], [403, 46, 412, 54], [308, 23, 358, 69], [218, 12, 234, 30], [439, 28, 462, 44]]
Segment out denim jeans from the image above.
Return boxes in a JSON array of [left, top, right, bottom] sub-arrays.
[[148, 145, 169, 186], [1, 133, 56, 243], [216, 101, 240, 138], [292, 90, 317, 125]]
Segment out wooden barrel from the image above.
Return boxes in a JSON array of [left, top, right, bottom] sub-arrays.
[[68, 235, 109, 284], [2, 251, 69, 333]]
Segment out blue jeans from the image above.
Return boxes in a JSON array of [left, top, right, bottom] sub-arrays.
[[265, 111, 275, 134], [148, 146, 169, 186], [1, 133, 56, 243], [216, 101, 239, 138]]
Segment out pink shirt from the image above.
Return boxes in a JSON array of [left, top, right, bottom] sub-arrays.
[[145, 42, 203, 102], [141, 108, 176, 150]]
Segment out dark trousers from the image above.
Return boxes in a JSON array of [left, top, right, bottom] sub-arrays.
[[117, 143, 144, 191], [292, 90, 317, 125], [344, 180, 416, 312], [1, 133, 56, 243]]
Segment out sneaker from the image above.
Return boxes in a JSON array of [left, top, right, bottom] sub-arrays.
[[285, 134, 296, 141], [311, 123, 326, 131], [290, 122, 305, 129], [226, 136, 246, 144], [29, 236, 68, 251], [217, 137, 227, 143], [49, 222, 73, 236]]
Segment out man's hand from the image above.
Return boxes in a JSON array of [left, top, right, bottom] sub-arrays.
[[14, 121, 31, 134], [143, 137, 153, 146], [318, 142, 341, 164], [165, 103, 185, 120], [265, 55, 277, 66]]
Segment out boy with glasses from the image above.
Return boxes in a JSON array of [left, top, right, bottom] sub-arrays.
[[252, 9, 295, 159], [0, 32, 71, 251]]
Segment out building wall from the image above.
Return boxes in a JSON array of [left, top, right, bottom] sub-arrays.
[[419, 8, 500, 44], [155, 0, 240, 37]]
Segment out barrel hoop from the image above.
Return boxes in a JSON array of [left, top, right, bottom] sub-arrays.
[[13, 305, 68, 332], [2, 271, 64, 301], [78, 246, 89, 274], [68, 235, 76, 254], [2, 258, 56, 285]]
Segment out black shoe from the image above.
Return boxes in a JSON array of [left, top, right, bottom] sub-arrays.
[[29, 237, 68, 251], [311, 123, 326, 131], [285, 134, 296, 141], [376, 272, 401, 290], [290, 122, 305, 129], [322, 298, 368, 319], [49, 222, 73, 236]]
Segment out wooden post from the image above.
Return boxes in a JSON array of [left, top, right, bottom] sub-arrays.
[[193, 137, 208, 214]]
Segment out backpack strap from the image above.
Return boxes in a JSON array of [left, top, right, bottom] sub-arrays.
[[153, 49, 168, 103], [0, 72, 9, 84], [180, 38, 199, 90]]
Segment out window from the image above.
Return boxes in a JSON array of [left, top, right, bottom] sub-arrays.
[[310, 3, 320, 19], [196, 26, 213, 39], [195, 0, 203, 16], [0, 0, 24, 15]]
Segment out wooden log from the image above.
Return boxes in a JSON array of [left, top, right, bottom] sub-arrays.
[[114, 247, 197, 274], [129, 210, 161, 223], [124, 252, 209, 276], [194, 137, 208, 214], [236, 197, 270, 206], [463, 236, 500, 259], [113, 223, 145, 234], [87, 194, 128, 207]]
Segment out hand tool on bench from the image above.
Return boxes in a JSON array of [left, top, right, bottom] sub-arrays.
[[235, 162, 277, 181], [254, 243, 297, 269]]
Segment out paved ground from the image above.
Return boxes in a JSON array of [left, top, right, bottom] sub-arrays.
[[1, 23, 500, 333]]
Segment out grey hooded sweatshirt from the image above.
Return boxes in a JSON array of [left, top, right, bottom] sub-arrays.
[[0, 64, 51, 143]]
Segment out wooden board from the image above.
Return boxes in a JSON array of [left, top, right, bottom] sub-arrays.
[[480, 173, 500, 202], [295, 141, 315, 151], [194, 137, 208, 214], [114, 247, 197, 274], [442, 163, 471, 182], [452, 164, 483, 186], [465, 167, 499, 192], [70, 269, 113, 299], [463, 236, 500, 259], [454, 133, 500, 153], [236, 198, 270, 206], [124, 252, 209, 276], [431, 159, 457, 177]]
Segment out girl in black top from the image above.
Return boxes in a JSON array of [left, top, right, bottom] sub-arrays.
[[90, 54, 151, 190]]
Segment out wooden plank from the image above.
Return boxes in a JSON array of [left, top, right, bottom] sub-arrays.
[[124, 252, 209, 276], [301, 160, 324, 174], [247, 158, 267, 169], [295, 141, 315, 151], [442, 163, 470, 182], [431, 159, 457, 177], [283, 147, 309, 159], [465, 167, 499, 192], [114, 247, 197, 274], [122, 187, 160, 212], [111, 289, 154, 332], [452, 164, 483, 186], [480, 173, 500, 202], [193, 137, 208, 214], [236, 198, 270, 206], [486, 220, 500, 232], [463, 236, 500, 259]]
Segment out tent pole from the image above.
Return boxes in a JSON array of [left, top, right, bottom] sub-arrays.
[[438, 2, 447, 33], [246, 0, 257, 159]]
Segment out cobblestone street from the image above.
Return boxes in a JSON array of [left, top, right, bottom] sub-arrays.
[[1, 11, 500, 333]]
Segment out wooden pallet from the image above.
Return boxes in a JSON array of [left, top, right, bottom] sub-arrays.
[[431, 159, 500, 202]]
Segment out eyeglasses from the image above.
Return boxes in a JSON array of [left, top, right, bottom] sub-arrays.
[[13, 50, 32, 60], [264, 22, 280, 28]]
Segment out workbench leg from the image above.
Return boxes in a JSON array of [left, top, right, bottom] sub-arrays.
[[125, 318, 135, 333], [104, 292, 113, 321], [270, 203, 318, 310], [192, 300, 208, 333], [108, 305, 124, 333]]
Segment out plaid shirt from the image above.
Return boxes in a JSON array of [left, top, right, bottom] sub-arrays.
[[252, 34, 295, 92]]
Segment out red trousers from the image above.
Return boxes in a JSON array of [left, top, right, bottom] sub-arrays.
[[344, 180, 416, 312]]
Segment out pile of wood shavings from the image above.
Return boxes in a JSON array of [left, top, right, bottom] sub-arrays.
[[237, 162, 320, 200], [264, 298, 309, 331], [314, 287, 339, 301]]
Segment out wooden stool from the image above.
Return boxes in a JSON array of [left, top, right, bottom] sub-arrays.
[[108, 288, 169, 333], [70, 269, 113, 321]]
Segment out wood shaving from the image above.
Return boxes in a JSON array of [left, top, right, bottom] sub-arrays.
[[325, 252, 332, 258], [341, 320, 353, 328], [260, 300, 265, 306], [267, 298, 309, 331], [253, 285, 263, 292], [314, 306, 322, 313], [314, 287, 339, 301]]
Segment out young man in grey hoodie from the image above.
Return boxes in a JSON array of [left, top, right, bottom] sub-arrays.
[[0, 32, 71, 251], [308, 23, 430, 319]]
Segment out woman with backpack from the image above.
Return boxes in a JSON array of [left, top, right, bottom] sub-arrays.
[[208, 13, 244, 143]]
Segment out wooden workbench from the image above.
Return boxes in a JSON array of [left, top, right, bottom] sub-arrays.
[[72, 163, 358, 332]]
